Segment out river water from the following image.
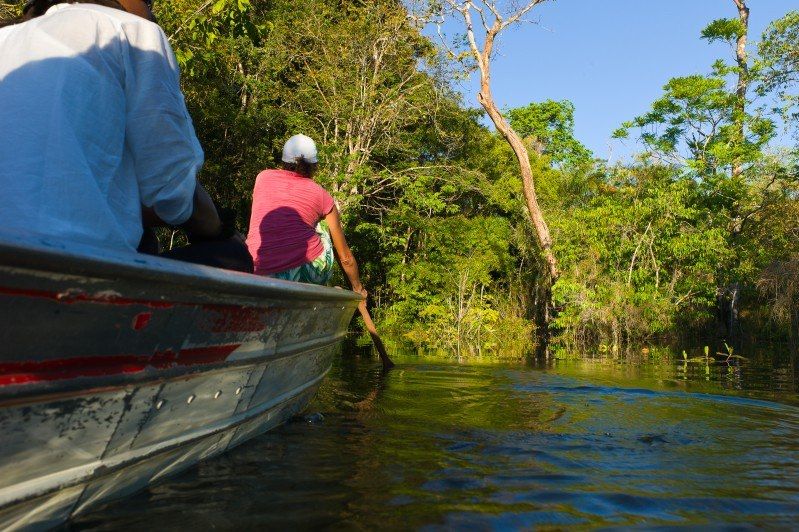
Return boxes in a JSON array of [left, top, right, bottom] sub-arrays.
[[73, 343, 799, 529]]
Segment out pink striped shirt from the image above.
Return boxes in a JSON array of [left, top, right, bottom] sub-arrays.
[[246, 169, 335, 275]]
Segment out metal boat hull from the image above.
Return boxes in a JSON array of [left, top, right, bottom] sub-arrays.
[[0, 234, 360, 529]]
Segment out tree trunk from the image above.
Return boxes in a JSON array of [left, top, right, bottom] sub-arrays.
[[789, 297, 799, 354], [721, 1, 749, 344], [732, 0, 749, 179], [532, 275, 552, 350], [477, 87, 558, 283], [454, 3, 558, 333], [728, 282, 740, 344]]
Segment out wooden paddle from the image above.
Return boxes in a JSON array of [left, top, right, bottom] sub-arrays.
[[358, 300, 394, 369]]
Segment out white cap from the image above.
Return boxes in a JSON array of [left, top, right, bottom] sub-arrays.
[[281, 134, 318, 164]]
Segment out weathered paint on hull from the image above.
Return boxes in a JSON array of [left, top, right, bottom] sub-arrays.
[[0, 234, 360, 529]]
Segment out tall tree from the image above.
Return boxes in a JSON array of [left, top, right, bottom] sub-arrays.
[[279, 0, 442, 212], [701, 0, 750, 178], [732, 0, 750, 178], [432, 0, 559, 290]]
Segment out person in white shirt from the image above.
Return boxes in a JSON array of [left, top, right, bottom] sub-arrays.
[[0, 0, 252, 272]]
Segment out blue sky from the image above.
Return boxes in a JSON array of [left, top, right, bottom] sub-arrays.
[[447, 1, 796, 162]]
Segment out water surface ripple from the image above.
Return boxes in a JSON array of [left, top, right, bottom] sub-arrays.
[[73, 349, 799, 529]]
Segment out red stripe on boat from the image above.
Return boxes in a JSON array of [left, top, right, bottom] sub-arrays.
[[0, 344, 240, 386], [205, 304, 277, 333]]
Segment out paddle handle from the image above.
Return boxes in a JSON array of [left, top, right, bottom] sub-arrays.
[[358, 300, 394, 369]]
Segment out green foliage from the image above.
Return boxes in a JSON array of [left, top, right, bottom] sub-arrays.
[[757, 11, 799, 133], [157, 0, 263, 73], [617, 71, 774, 175], [605, 3, 799, 345], [369, 128, 536, 354], [757, 11, 799, 89], [382, 214, 533, 355], [550, 164, 734, 344], [507, 100, 593, 168], [0, 1, 19, 23], [701, 18, 746, 44]]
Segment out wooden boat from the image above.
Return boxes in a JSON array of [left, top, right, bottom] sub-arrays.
[[0, 233, 360, 530]]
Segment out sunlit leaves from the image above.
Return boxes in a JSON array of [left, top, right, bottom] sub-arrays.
[[550, 164, 732, 340], [157, 0, 263, 74], [0, 1, 19, 23], [757, 11, 799, 133], [701, 18, 747, 44], [507, 100, 593, 169]]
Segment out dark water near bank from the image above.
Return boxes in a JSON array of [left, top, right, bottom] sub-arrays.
[[74, 344, 799, 529]]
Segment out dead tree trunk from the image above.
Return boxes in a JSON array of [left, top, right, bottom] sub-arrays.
[[450, 1, 559, 324], [477, 83, 558, 282]]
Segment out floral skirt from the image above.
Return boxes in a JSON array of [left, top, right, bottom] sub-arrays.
[[267, 225, 334, 285]]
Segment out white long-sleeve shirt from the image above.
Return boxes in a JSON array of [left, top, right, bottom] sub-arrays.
[[0, 3, 202, 251]]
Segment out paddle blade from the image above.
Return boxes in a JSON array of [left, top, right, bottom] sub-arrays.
[[358, 301, 394, 369]]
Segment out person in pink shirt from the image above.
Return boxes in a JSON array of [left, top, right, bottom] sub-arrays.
[[246, 135, 367, 299]]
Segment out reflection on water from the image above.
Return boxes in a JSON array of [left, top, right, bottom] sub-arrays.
[[551, 345, 799, 406], [73, 344, 799, 529]]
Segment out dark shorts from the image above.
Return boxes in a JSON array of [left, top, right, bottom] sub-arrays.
[[160, 238, 254, 273], [139, 230, 253, 274]]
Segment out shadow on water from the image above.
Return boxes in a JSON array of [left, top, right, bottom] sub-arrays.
[[71, 342, 799, 529]]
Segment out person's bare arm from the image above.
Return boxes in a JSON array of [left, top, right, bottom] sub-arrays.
[[324, 206, 366, 298], [181, 181, 222, 238]]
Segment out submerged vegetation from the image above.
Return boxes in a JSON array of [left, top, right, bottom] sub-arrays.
[[3, 0, 797, 355]]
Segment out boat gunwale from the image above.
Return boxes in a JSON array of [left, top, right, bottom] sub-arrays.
[[0, 234, 362, 304]]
